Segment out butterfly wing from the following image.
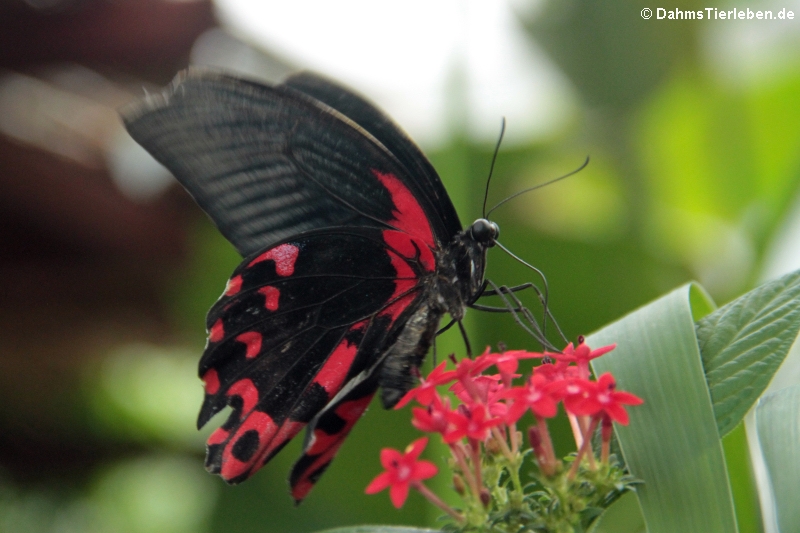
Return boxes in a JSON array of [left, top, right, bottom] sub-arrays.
[[281, 71, 461, 238], [122, 70, 461, 256], [123, 70, 457, 499], [199, 226, 435, 494]]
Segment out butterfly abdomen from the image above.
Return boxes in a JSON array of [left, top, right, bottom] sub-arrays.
[[378, 299, 444, 408]]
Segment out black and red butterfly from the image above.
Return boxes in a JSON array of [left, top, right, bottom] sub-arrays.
[[123, 70, 515, 502]]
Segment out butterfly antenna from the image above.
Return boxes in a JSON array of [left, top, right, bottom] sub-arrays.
[[486, 156, 589, 219], [482, 118, 506, 218]]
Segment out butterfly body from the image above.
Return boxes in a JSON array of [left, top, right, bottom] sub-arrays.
[[122, 70, 497, 501]]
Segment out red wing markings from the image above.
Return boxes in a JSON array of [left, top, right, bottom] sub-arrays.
[[211, 322, 366, 483], [372, 170, 435, 248], [312, 335, 360, 395], [204, 217, 435, 489], [202, 368, 220, 395], [225, 274, 243, 296], [226, 378, 259, 413], [257, 285, 281, 311], [247, 243, 300, 275], [290, 392, 375, 502], [234, 331, 263, 359], [381, 230, 433, 321], [209, 319, 225, 342]]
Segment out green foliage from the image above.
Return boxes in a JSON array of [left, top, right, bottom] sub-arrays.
[[755, 385, 800, 532], [698, 268, 800, 436], [588, 285, 739, 533]]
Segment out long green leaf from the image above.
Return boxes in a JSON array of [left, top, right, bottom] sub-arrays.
[[588, 284, 737, 533], [697, 269, 800, 436], [755, 385, 800, 533]]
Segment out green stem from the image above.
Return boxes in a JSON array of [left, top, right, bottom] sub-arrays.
[[413, 481, 465, 523], [568, 417, 599, 480]]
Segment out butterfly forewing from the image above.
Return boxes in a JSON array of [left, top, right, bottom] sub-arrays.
[[123, 71, 459, 256], [281, 72, 461, 238]]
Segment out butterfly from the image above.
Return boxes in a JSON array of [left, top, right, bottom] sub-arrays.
[[122, 70, 504, 502]]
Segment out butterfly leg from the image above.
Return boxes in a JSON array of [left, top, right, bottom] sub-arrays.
[[471, 281, 568, 346], [437, 318, 457, 335], [457, 319, 472, 357], [480, 280, 562, 351]]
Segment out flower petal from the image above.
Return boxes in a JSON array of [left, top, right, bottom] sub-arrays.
[[365, 471, 393, 494], [389, 481, 410, 508]]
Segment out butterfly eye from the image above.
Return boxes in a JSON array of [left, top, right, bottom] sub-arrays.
[[470, 219, 499, 246]]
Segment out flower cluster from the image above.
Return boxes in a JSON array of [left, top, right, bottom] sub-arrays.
[[366, 338, 643, 532]]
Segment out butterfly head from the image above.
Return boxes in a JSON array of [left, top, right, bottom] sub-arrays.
[[469, 218, 499, 247]]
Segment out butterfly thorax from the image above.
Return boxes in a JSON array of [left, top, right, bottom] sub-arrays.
[[378, 222, 494, 408]]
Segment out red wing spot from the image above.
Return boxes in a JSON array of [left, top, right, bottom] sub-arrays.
[[380, 293, 416, 322], [258, 286, 280, 311], [220, 410, 275, 480], [292, 479, 315, 503], [372, 170, 435, 248], [306, 394, 374, 457], [202, 369, 220, 395], [383, 230, 435, 272], [248, 243, 300, 276], [235, 331, 262, 359], [313, 339, 358, 395], [292, 394, 375, 501], [386, 248, 415, 280], [225, 275, 243, 296], [227, 379, 259, 414], [207, 427, 229, 445], [255, 419, 305, 467], [209, 319, 224, 343], [380, 234, 429, 321]]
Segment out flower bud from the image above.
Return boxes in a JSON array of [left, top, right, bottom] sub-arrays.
[[601, 415, 613, 442], [528, 425, 542, 449], [485, 436, 502, 455], [452, 474, 466, 495], [479, 488, 491, 508]]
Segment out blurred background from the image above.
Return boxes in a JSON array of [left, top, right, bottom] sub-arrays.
[[1, 0, 799, 531]]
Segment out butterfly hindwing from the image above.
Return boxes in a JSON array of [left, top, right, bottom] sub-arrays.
[[199, 226, 432, 485], [122, 70, 461, 256]]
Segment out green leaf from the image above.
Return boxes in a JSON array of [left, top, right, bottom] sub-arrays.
[[588, 284, 737, 533], [754, 385, 800, 533], [697, 268, 800, 436], [589, 492, 646, 533]]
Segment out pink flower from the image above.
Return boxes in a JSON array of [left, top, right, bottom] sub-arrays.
[[549, 377, 596, 416], [443, 403, 502, 444], [578, 373, 644, 425], [365, 437, 438, 508], [394, 361, 457, 409], [491, 349, 543, 381], [456, 348, 498, 379], [503, 374, 559, 422], [412, 394, 453, 434], [547, 340, 616, 380]]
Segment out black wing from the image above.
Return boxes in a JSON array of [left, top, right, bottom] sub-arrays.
[[122, 69, 462, 256], [198, 227, 433, 496], [282, 71, 461, 237]]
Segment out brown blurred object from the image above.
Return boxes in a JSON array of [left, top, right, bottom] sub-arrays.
[[0, 0, 216, 78], [0, 0, 217, 482]]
